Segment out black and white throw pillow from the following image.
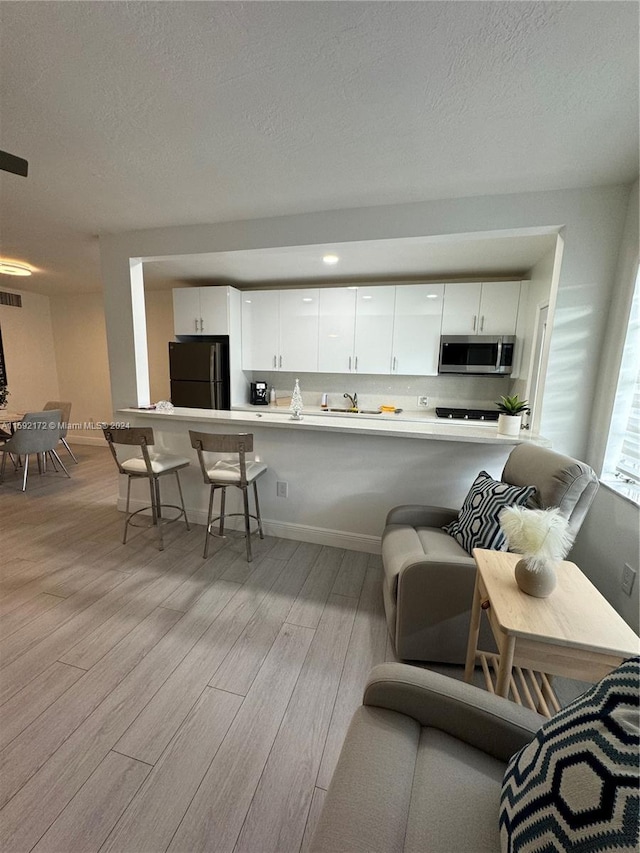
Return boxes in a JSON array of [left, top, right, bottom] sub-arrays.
[[499, 657, 640, 853], [443, 470, 536, 554]]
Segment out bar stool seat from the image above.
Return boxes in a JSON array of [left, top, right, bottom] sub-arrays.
[[102, 425, 190, 551], [190, 431, 266, 562]]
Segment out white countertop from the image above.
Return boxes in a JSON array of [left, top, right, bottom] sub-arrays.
[[119, 406, 549, 446]]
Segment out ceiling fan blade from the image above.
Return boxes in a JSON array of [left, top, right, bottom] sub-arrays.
[[0, 150, 28, 177]]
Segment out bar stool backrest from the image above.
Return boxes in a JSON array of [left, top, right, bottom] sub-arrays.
[[102, 425, 155, 476], [189, 431, 253, 487]]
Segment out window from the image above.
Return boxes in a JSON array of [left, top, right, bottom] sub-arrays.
[[603, 263, 640, 503]]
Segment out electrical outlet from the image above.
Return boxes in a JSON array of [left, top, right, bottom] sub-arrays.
[[276, 481, 288, 498], [621, 563, 636, 596], [417, 396, 429, 407]]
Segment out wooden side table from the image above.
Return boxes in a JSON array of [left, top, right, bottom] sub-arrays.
[[464, 549, 639, 716]]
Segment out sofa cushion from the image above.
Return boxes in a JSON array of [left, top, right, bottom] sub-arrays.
[[405, 727, 505, 853], [443, 471, 536, 555], [499, 657, 640, 853], [382, 523, 472, 596], [310, 705, 506, 853]]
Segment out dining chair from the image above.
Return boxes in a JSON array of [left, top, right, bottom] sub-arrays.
[[0, 410, 70, 491], [102, 424, 190, 551], [189, 431, 267, 561], [43, 401, 77, 463]]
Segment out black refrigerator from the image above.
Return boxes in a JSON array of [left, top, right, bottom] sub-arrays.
[[169, 338, 231, 409]]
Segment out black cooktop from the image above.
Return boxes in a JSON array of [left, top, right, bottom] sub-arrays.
[[436, 407, 499, 422]]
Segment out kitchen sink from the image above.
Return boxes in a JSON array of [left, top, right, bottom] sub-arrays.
[[325, 407, 382, 415]]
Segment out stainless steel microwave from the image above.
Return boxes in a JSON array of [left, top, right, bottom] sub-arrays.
[[438, 335, 516, 375]]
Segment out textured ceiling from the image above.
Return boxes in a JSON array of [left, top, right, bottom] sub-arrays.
[[0, 1, 637, 294]]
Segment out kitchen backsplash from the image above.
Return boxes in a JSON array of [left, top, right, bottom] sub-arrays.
[[248, 371, 515, 413]]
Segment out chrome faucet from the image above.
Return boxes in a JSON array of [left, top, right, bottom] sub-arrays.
[[344, 392, 358, 411]]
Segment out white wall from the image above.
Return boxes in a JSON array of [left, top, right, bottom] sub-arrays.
[[0, 289, 60, 412], [570, 486, 639, 633], [100, 183, 631, 461], [48, 293, 113, 442], [570, 181, 639, 631], [144, 290, 173, 403]]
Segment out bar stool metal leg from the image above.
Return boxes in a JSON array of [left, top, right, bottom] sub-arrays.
[[175, 471, 190, 531], [123, 476, 133, 544], [242, 485, 253, 562], [253, 480, 264, 539], [219, 487, 227, 536], [204, 485, 216, 559]]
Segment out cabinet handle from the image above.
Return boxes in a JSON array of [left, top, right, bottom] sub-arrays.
[[472, 315, 477, 332], [393, 356, 397, 372], [279, 355, 282, 368], [273, 355, 277, 368], [200, 318, 204, 332], [348, 356, 352, 371], [480, 315, 485, 332], [354, 356, 358, 372], [195, 318, 199, 333]]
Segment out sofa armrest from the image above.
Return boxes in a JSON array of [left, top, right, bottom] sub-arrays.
[[363, 663, 543, 762], [384, 504, 459, 528]]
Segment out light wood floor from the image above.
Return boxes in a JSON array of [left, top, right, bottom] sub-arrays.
[[0, 445, 391, 853], [0, 445, 589, 853]]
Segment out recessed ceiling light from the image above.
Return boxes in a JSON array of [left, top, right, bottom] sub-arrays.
[[244, 299, 252, 304], [323, 254, 339, 265], [302, 297, 314, 303], [0, 261, 32, 276], [426, 293, 439, 299], [361, 295, 373, 300]]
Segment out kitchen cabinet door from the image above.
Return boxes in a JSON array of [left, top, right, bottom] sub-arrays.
[[278, 289, 319, 372], [241, 290, 280, 370], [200, 287, 230, 335], [354, 286, 396, 374], [478, 282, 521, 335], [392, 284, 444, 375], [173, 288, 202, 336], [318, 288, 357, 373], [441, 283, 482, 335]]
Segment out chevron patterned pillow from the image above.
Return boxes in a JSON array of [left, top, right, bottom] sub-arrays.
[[499, 657, 640, 853], [443, 470, 536, 554]]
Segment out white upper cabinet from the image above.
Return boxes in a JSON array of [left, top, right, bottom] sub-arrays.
[[278, 289, 319, 372], [173, 286, 233, 336], [241, 289, 319, 371], [476, 282, 521, 335], [391, 284, 444, 375], [353, 286, 396, 374], [241, 290, 280, 370], [441, 282, 521, 336], [318, 288, 357, 373]]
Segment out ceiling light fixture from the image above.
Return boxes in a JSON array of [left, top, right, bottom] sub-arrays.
[[0, 261, 32, 276], [323, 254, 339, 265], [426, 293, 439, 299]]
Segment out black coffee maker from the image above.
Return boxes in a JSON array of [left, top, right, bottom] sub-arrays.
[[250, 381, 268, 405]]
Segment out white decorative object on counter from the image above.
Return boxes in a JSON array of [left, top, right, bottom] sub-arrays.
[[155, 400, 174, 413], [290, 378, 304, 420]]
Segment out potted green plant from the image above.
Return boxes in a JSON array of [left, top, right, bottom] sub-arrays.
[[0, 383, 8, 410], [495, 394, 528, 436]]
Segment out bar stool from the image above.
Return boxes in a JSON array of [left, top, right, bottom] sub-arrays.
[[189, 431, 267, 562], [102, 425, 190, 551]]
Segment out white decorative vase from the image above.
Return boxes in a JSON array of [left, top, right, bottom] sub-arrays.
[[497, 413, 522, 436], [514, 558, 557, 598]]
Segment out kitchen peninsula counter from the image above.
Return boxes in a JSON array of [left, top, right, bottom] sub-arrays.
[[119, 406, 548, 447], [115, 406, 549, 552]]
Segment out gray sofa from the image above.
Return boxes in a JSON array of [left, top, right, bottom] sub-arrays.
[[382, 444, 599, 663], [311, 664, 543, 853]]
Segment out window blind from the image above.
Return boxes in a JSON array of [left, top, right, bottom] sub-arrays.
[[615, 364, 640, 484]]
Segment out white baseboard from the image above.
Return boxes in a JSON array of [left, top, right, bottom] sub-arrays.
[[68, 435, 105, 446], [117, 498, 381, 554]]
